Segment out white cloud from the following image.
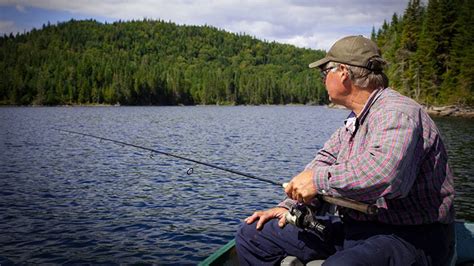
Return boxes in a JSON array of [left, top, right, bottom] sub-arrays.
[[15, 4, 25, 12], [0, 0, 410, 49], [228, 20, 286, 38], [0, 20, 18, 35], [278, 32, 345, 50]]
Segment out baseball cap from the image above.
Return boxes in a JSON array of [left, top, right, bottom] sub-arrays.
[[309, 35, 383, 70]]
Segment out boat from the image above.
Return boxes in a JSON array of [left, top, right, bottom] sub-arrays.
[[199, 221, 474, 266], [199, 239, 239, 266]]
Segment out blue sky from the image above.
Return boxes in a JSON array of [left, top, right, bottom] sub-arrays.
[[0, 0, 410, 50]]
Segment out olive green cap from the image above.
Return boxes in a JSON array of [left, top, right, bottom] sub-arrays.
[[309, 35, 382, 70]]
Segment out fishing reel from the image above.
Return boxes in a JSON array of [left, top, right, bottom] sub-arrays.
[[285, 200, 331, 240]]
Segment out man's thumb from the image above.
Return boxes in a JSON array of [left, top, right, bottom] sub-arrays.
[[278, 216, 287, 228]]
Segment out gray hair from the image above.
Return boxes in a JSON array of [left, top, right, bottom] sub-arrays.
[[327, 58, 389, 89]]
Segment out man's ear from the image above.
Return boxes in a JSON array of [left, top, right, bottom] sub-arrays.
[[339, 64, 350, 83]]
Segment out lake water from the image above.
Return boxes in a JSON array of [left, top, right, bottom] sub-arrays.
[[1, 106, 473, 264]]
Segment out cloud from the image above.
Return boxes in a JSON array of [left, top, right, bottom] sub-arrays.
[[0, 20, 19, 35], [229, 20, 287, 38], [278, 32, 344, 51], [15, 4, 25, 12], [0, 0, 410, 49]]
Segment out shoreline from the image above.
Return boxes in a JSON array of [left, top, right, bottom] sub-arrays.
[[423, 105, 474, 119], [1, 103, 473, 118], [327, 103, 474, 119]]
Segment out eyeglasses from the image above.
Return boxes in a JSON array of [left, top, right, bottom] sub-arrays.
[[320, 66, 337, 82]]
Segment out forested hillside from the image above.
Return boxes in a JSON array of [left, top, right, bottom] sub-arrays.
[[2, 0, 472, 107], [372, 0, 473, 106], [0, 19, 326, 105]]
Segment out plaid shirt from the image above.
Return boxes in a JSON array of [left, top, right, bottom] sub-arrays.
[[281, 88, 455, 225]]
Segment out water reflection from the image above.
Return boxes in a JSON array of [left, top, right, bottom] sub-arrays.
[[433, 117, 474, 221]]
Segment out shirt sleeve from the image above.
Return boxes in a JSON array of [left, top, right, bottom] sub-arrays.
[[277, 127, 343, 209], [312, 110, 421, 204], [305, 127, 343, 169]]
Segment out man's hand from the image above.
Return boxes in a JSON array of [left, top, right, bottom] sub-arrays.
[[285, 169, 318, 204], [244, 207, 288, 230]]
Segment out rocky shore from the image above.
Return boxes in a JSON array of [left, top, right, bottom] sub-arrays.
[[424, 105, 474, 118]]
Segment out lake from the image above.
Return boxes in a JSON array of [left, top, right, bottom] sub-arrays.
[[0, 106, 473, 264]]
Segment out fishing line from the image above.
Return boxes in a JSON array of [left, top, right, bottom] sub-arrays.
[[54, 128, 282, 186], [54, 128, 378, 215]]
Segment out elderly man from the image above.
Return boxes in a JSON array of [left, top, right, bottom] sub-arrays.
[[236, 36, 455, 266]]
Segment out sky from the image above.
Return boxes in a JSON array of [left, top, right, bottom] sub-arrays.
[[0, 0, 410, 50]]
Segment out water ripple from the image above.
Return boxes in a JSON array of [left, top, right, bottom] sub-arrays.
[[0, 106, 472, 264]]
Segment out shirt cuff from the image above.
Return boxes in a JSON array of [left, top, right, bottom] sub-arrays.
[[277, 198, 296, 210], [311, 167, 332, 194]]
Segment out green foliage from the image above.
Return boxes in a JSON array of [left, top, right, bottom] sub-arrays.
[[373, 0, 473, 106], [0, 19, 326, 106]]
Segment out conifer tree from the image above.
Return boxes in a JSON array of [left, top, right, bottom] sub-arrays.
[[0, 19, 326, 106]]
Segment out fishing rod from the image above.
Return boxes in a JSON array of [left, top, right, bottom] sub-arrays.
[[54, 128, 378, 215], [54, 128, 281, 186]]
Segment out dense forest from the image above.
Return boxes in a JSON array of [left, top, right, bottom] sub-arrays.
[[0, 19, 326, 105], [372, 0, 473, 106], [0, 0, 472, 106]]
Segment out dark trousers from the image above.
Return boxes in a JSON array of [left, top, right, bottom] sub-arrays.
[[235, 217, 454, 266]]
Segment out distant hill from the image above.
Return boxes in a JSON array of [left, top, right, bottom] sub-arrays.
[[0, 19, 327, 105]]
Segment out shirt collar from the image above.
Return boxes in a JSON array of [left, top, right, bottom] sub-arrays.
[[358, 88, 384, 124], [344, 112, 357, 134], [344, 88, 385, 134]]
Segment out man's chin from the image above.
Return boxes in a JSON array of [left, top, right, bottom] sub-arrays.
[[329, 97, 339, 105]]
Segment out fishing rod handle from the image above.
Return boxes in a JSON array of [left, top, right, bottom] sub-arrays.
[[321, 195, 378, 215], [282, 183, 378, 215]]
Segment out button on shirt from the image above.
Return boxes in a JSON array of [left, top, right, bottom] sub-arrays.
[[281, 88, 455, 225]]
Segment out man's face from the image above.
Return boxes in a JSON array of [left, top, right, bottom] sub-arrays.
[[321, 64, 347, 105]]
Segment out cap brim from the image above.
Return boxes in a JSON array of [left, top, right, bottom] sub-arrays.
[[309, 57, 330, 69]]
